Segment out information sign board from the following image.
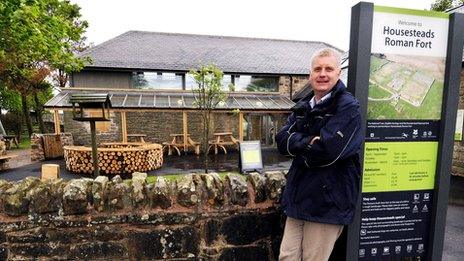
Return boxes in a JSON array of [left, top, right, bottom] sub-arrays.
[[358, 6, 449, 260], [346, 3, 463, 261], [239, 141, 263, 174]]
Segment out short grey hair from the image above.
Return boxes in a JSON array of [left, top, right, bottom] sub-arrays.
[[310, 48, 341, 71]]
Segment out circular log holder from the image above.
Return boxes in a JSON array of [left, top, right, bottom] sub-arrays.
[[63, 143, 163, 175]]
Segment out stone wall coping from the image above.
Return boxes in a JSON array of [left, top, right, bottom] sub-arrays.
[[0, 171, 287, 217]]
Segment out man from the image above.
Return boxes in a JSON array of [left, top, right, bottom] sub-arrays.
[[276, 48, 363, 261]]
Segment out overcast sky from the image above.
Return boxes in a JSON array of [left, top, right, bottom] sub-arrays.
[[71, 0, 436, 51]]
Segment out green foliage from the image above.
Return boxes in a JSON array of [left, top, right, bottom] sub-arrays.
[[0, 83, 21, 112], [132, 72, 149, 88], [1, 111, 23, 137], [190, 64, 228, 110], [190, 64, 231, 173], [245, 77, 278, 92], [0, 0, 89, 88], [0, 0, 89, 135], [430, 0, 464, 11]]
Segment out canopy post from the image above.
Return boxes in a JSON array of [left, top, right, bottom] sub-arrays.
[[53, 110, 61, 134], [183, 111, 188, 153], [121, 111, 127, 142], [238, 112, 244, 142]]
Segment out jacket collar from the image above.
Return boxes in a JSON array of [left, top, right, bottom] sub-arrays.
[[301, 80, 346, 106]]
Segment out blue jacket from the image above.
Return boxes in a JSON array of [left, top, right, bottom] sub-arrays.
[[276, 80, 363, 225]]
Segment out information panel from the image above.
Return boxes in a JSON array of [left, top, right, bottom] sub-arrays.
[[358, 6, 449, 260]]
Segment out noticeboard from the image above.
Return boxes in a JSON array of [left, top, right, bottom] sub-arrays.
[[361, 6, 448, 260], [238, 141, 263, 174], [346, 3, 464, 261]]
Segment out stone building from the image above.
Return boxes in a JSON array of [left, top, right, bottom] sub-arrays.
[[45, 31, 342, 147]]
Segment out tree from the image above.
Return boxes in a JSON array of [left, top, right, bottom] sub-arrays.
[[0, 83, 21, 113], [31, 81, 54, 133], [0, 0, 89, 137], [431, 0, 464, 11], [190, 65, 232, 173]]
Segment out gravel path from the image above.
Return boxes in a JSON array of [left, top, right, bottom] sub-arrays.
[[7, 148, 31, 168]]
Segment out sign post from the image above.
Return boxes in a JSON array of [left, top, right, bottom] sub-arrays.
[[346, 2, 464, 260], [238, 141, 263, 174]]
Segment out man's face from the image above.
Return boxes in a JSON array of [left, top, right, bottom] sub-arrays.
[[309, 55, 341, 98]]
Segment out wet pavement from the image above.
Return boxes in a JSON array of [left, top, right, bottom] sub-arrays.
[[0, 148, 291, 181]]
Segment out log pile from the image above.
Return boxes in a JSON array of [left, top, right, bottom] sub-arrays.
[[0, 140, 6, 156], [63, 143, 163, 175]]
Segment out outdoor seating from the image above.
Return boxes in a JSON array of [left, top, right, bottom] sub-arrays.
[[127, 134, 147, 143], [0, 154, 18, 171], [163, 134, 200, 155], [2, 135, 19, 150], [208, 132, 239, 154]]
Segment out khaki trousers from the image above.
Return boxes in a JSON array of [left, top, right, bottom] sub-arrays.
[[279, 217, 343, 261]]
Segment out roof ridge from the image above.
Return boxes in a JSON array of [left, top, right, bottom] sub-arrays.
[[116, 30, 344, 52], [79, 31, 135, 57]]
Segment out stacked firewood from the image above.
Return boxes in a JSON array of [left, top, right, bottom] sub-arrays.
[[63, 143, 163, 175], [0, 140, 6, 156]]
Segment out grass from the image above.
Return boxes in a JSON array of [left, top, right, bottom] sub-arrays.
[[367, 80, 443, 120], [132, 171, 245, 185], [368, 84, 391, 99], [6, 135, 30, 150]]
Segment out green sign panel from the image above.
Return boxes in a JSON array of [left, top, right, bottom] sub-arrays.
[[363, 142, 438, 193]]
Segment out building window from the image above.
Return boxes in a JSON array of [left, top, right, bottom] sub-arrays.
[[234, 75, 279, 92], [185, 73, 233, 90], [132, 72, 183, 89]]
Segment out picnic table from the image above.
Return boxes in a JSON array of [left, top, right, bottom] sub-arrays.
[[127, 134, 147, 143], [208, 132, 239, 154], [2, 135, 19, 150], [0, 154, 18, 171], [162, 134, 200, 155]]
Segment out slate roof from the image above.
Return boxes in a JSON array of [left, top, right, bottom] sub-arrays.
[[45, 88, 295, 111], [80, 31, 342, 75]]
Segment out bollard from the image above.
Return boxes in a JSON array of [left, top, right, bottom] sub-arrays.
[[41, 164, 60, 180]]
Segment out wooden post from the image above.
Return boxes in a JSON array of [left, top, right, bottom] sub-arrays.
[[53, 110, 61, 134], [238, 112, 244, 142], [183, 111, 188, 153], [121, 111, 127, 142], [41, 164, 60, 180], [90, 121, 99, 177]]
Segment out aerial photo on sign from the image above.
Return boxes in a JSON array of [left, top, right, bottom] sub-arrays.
[[367, 53, 445, 120]]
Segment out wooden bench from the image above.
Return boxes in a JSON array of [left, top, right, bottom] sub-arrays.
[[208, 132, 240, 154], [187, 137, 201, 155], [162, 142, 182, 156], [0, 154, 18, 170], [162, 134, 200, 155], [3, 135, 19, 150], [127, 134, 147, 143]]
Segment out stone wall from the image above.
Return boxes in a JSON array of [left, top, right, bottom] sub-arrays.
[[30, 133, 74, 162], [279, 75, 309, 99], [0, 171, 287, 260], [127, 111, 182, 144], [126, 111, 240, 147], [63, 111, 121, 146]]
